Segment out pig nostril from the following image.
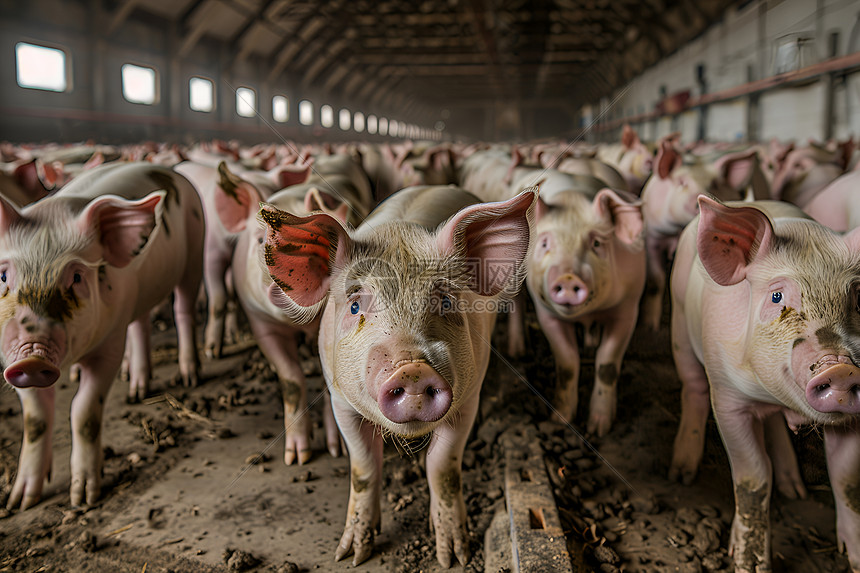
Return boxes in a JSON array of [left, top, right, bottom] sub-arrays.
[[426, 387, 439, 397], [391, 387, 404, 396], [817, 383, 830, 393]]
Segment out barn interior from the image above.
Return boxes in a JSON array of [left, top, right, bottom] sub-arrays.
[[1, 1, 860, 572]]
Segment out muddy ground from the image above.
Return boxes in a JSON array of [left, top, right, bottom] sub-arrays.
[[0, 295, 853, 573]]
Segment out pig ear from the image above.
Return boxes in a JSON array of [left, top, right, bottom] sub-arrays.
[[504, 147, 525, 184], [656, 139, 682, 179], [622, 124, 639, 149], [593, 188, 644, 246], [714, 150, 758, 191], [696, 195, 774, 286], [437, 188, 537, 297], [215, 161, 262, 233], [0, 194, 25, 232], [81, 192, 163, 268], [260, 204, 351, 323], [303, 187, 350, 224], [275, 157, 314, 189]]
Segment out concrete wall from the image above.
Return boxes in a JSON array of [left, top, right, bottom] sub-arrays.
[[595, 0, 860, 144]]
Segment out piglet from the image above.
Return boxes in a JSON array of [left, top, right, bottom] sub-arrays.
[[2, 162, 203, 509], [261, 185, 535, 567], [526, 182, 646, 436], [670, 196, 860, 572]]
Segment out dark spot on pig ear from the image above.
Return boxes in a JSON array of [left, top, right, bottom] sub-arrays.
[[147, 170, 181, 211], [25, 414, 47, 443]]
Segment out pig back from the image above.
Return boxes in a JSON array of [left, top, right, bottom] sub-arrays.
[[355, 185, 480, 238]]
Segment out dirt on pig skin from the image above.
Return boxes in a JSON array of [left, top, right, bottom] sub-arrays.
[[0, 292, 854, 572]]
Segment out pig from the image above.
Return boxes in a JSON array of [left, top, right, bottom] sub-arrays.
[[261, 185, 535, 567], [2, 162, 203, 509], [215, 171, 361, 465], [526, 182, 646, 436], [803, 170, 860, 232], [669, 195, 860, 572], [769, 139, 852, 207], [639, 139, 769, 332]]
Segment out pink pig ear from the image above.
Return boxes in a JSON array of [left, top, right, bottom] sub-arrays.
[[0, 194, 25, 232], [696, 195, 774, 286], [260, 204, 351, 323], [437, 188, 537, 297], [214, 161, 262, 233], [656, 139, 682, 179], [303, 187, 350, 224], [593, 188, 644, 246], [81, 192, 163, 268], [714, 149, 758, 192]]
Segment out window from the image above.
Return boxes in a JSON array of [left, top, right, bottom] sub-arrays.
[[389, 120, 399, 137], [366, 115, 377, 135], [122, 63, 157, 104], [378, 117, 389, 136], [339, 108, 351, 131], [354, 112, 365, 133], [236, 87, 256, 117], [320, 104, 334, 128], [15, 42, 68, 92], [189, 77, 214, 112], [273, 95, 289, 122], [299, 100, 314, 125]]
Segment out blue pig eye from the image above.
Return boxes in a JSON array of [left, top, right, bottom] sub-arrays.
[[1, 271, 5, 283], [771, 292, 782, 304], [441, 295, 453, 311], [350, 301, 360, 315]]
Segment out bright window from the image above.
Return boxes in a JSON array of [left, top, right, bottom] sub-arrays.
[[299, 100, 314, 125], [367, 115, 378, 135], [389, 120, 399, 137], [339, 108, 351, 131], [236, 87, 256, 117], [321, 105, 334, 128], [122, 63, 157, 105], [15, 42, 67, 92], [273, 95, 289, 122], [354, 112, 365, 133], [189, 77, 214, 112], [378, 117, 389, 136]]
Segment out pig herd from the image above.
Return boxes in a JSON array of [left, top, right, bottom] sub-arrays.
[[1, 130, 859, 572]]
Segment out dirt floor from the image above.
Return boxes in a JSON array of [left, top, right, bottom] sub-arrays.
[[0, 295, 854, 573]]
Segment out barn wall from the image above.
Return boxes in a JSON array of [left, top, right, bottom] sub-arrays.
[[598, 0, 860, 143]]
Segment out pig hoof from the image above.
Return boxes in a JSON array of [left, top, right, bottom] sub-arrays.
[[335, 529, 374, 566]]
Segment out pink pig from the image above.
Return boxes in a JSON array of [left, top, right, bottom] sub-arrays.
[[526, 184, 646, 436], [640, 139, 768, 331], [215, 171, 360, 465], [261, 185, 535, 567], [1, 162, 203, 509], [670, 196, 860, 572]]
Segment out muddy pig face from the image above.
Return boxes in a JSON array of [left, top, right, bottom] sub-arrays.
[[528, 188, 643, 319], [0, 193, 163, 388], [262, 191, 535, 439], [697, 197, 860, 424]]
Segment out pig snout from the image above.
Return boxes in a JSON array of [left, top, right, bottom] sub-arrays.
[[548, 272, 589, 307], [4, 356, 61, 388], [806, 362, 860, 414], [377, 361, 453, 424]]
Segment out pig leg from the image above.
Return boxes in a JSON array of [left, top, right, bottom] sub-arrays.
[[70, 341, 125, 507], [203, 250, 230, 359], [536, 304, 580, 423], [250, 318, 312, 465], [764, 414, 806, 499], [173, 266, 202, 387], [223, 269, 241, 346], [6, 386, 55, 510], [824, 422, 860, 571], [641, 238, 668, 332], [426, 387, 479, 567], [713, 399, 773, 573], [331, 392, 383, 566], [588, 306, 638, 436], [669, 309, 711, 485], [505, 293, 526, 357], [323, 391, 344, 458], [125, 314, 152, 402]]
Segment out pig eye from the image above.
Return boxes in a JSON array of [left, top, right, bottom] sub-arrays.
[[771, 291, 783, 304], [592, 238, 601, 249], [440, 294, 453, 312], [350, 301, 360, 315], [0, 271, 5, 283], [73, 272, 82, 284]]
